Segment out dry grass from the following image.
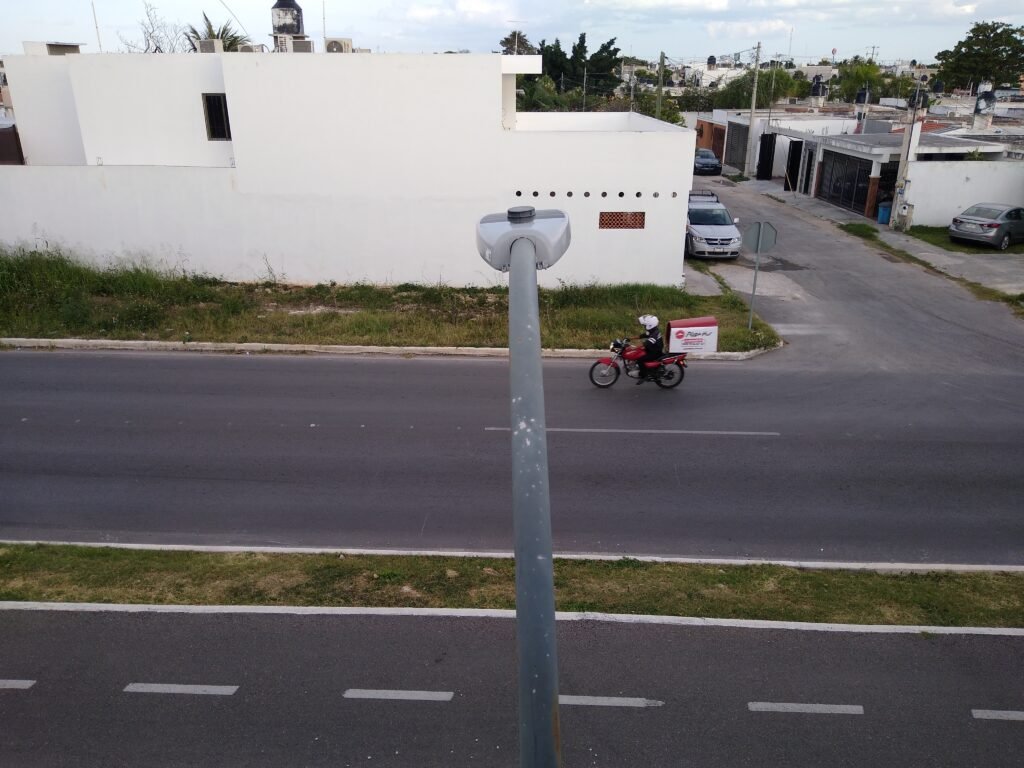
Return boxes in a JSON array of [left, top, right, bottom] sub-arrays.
[[1, 545, 1021, 627]]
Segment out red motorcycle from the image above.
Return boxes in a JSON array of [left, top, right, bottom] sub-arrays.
[[588, 338, 687, 389]]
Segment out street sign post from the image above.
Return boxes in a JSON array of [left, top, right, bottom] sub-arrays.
[[743, 221, 777, 330]]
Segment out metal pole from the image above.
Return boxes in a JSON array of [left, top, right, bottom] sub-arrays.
[[656, 51, 665, 120], [508, 235, 562, 768], [744, 42, 761, 178], [747, 223, 764, 330]]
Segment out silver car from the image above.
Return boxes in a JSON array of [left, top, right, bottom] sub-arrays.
[[948, 204, 1024, 250]]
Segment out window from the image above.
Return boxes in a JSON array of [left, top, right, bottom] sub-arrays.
[[202, 93, 232, 141]]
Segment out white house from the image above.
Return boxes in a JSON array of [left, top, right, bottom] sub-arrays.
[[0, 49, 694, 287]]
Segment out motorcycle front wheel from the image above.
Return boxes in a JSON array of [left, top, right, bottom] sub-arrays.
[[655, 362, 685, 389], [589, 361, 620, 388]]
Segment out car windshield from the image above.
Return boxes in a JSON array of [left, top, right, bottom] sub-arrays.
[[961, 206, 1003, 220], [697, 150, 716, 159], [690, 208, 733, 225]]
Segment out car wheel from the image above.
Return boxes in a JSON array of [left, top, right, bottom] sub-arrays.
[[998, 234, 1010, 250]]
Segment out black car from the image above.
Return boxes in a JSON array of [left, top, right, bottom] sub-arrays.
[[694, 148, 722, 176]]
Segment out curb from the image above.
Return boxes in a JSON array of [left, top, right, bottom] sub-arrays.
[[1, 337, 777, 362], [1, 602, 1022, 635]]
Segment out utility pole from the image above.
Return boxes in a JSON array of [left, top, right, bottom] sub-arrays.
[[744, 42, 762, 178], [91, 1, 104, 52], [582, 65, 587, 111], [656, 51, 665, 120]]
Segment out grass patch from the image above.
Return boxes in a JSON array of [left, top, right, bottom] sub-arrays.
[[724, 173, 749, 183], [905, 225, 1024, 256], [0, 250, 779, 352], [837, 224, 1024, 318], [0, 544, 1020, 627], [764, 194, 788, 205]]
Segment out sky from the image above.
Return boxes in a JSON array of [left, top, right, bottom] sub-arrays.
[[2, 1, 1023, 65]]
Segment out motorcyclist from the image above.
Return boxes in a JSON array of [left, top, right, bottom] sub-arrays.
[[634, 314, 663, 384]]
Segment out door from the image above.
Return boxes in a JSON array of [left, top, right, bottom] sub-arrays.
[[784, 140, 803, 191], [756, 133, 777, 180]]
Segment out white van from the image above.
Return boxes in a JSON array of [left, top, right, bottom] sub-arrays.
[[686, 190, 743, 259]]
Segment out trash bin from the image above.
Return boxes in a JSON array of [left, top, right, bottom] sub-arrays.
[[877, 203, 892, 225]]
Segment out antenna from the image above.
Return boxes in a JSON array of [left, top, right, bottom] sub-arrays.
[[218, 0, 250, 38], [90, 1, 104, 52]]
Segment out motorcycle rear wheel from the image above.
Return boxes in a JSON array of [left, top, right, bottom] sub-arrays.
[[589, 361, 620, 388], [655, 362, 685, 389]]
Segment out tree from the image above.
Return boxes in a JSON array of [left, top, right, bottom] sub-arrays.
[[119, 2, 189, 53], [532, 35, 622, 98], [677, 88, 714, 112], [186, 12, 251, 52], [936, 21, 1024, 89], [834, 60, 884, 102], [499, 30, 537, 56], [597, 92, 681, 124], [712, 69, 795, 109]]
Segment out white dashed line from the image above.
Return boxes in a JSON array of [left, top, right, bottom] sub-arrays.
[[0, 680, 36, 690], [748, 702, 864, 715], [343, 689, 453, 702], [560, 695, 663, 708], [485, 427, 781, 437], [124, 683, 238, 696], [972, 709, 1024, 721]]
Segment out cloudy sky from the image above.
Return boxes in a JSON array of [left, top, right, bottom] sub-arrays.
[[3, 1, 1021, 64]]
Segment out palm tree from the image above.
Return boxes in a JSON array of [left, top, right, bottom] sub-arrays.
[[186, 12, 251, 52]]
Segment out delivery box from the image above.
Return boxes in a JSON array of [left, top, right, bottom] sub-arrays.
[[667, 316, 718, 354]]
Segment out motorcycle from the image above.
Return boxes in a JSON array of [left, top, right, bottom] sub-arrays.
[[588, 338, 687, 389]]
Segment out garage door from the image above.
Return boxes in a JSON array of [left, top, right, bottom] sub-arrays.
[[816, 150, 872, 214]]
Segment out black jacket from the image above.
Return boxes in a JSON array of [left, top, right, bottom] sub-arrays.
[[640, 327, 664, 357]]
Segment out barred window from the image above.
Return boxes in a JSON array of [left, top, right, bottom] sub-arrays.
[[599, 212, 646, 229]]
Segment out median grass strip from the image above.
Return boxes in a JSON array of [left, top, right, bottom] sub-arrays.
[[837, 223, 1024, 318], [1, 545, 1021, 627], [0, 250, 779, 352]]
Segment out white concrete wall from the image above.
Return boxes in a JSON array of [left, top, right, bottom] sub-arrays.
[[69, 54, 233, 167], [0, 53, 694, 287], [2, 56, 85, 165], [0, 162, 690, 287], [903, 161, 1024, 226]]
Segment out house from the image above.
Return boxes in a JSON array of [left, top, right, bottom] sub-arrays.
[[0, 45, 693, 287]]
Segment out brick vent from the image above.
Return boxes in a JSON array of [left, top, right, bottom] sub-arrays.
[[598, 212, 646, 229]]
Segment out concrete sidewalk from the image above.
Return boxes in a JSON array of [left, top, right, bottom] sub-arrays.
[[733, 178, 1024, 295]]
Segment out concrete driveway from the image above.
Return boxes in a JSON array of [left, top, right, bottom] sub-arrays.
[[690, 178, 1024, 373]]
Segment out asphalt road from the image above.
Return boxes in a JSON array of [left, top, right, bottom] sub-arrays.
[[1, 349, 1022, 564], [2, 184, 1023, 563], [1, 609, 1022, 767]]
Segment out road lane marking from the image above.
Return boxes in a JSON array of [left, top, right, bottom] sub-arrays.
[[485, 427, 781, 437], [124, 683, 238, 696], [560, 695, 663, 708], [748, 702, 863, 715], [972, 709, 1024, 721], [343, 689, 453, 702], [0, 680, 36, 690]]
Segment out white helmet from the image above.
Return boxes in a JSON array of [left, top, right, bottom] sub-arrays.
[[638, 314, 659, 331]]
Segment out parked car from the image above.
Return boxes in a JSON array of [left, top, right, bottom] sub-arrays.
[[686, 190, 742, 259], [948, 203, 1024, 250], [693, 148, 723, 176]]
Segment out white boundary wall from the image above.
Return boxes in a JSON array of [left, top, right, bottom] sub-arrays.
[[0, 53, 694, 286], [903, 161, 1024, 226]]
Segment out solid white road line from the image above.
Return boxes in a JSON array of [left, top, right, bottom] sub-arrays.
[[748, 702, 864, 715], [5, 602, 1024, 636], [972, 709, 1024, 721], [343, 689, 453, 702], [0, 680, 36, 690], [124, 683, 238, 696], [485, 427, 781, 437], [560, 695, 663, 708]]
